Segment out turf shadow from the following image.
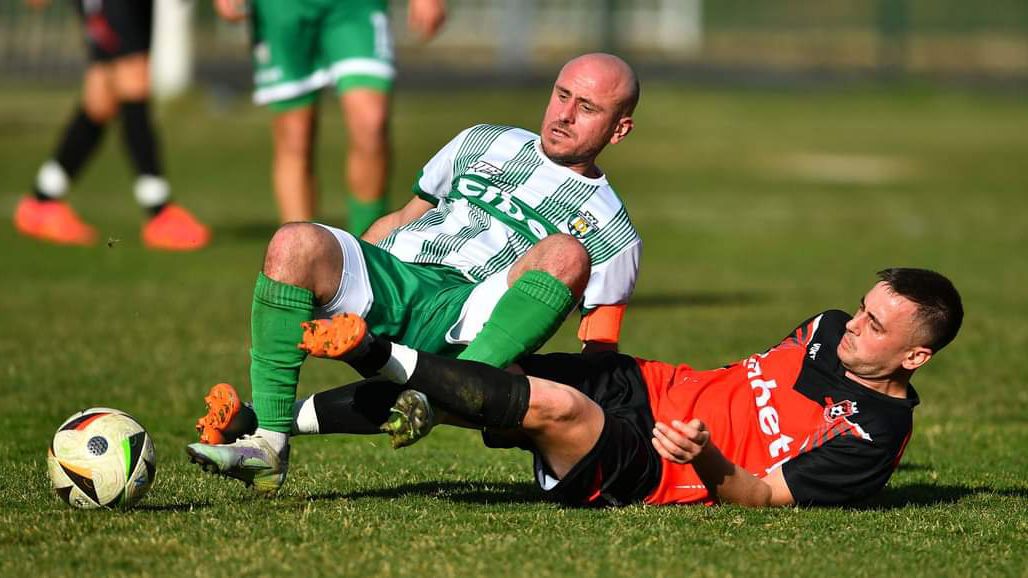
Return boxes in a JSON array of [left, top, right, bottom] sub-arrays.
[[306, 480, 546, 505], [134, 500, 212, 512], [847, 483, 1028, 510], [629, 291, 766, 309], [894, 462, 932, 471]]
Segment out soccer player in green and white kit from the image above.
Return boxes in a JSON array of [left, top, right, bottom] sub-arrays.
[[187, 54, 643, 494], [213, 0, 446, 231]]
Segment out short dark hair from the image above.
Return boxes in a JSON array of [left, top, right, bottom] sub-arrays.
[[877, 268, 963, 352]]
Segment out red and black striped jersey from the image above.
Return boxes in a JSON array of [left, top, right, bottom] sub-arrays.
[[637, 310, 918, 506]]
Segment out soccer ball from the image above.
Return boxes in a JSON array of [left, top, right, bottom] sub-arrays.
[[47, 408, 156, 509]]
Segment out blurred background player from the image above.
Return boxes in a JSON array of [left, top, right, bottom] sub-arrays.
[[213, 0, 446, 234], [14, 0, 210, 250]]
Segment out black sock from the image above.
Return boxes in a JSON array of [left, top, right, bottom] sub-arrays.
[[119, 100, 162, 177], [312, 377, 408, 435], [407, 353, 530, 429], [35, 107, 106, 199], [348, 333, 394, 378]]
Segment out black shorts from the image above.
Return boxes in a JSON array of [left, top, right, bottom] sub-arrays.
[[76, 0, 153, 62], [515, 351, 662, 507]]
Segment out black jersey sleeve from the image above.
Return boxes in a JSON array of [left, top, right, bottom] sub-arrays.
[[781, 434, 896, 505]]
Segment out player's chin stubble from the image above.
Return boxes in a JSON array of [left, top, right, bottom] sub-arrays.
[[542, 139, 589, 168]]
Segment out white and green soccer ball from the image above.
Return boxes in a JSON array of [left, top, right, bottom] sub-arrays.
[[47, 408, 156, 509]]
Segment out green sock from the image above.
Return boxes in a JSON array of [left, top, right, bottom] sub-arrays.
[[347, 197, 388, 237], [458, 270, 575, 368], [250, 272, 315, 433]]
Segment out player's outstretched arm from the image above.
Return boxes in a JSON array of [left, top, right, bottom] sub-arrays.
[[360, 195, 435, 244], [652, 419, 796, 507]]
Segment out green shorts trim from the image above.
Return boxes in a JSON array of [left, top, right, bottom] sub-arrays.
[[251, 0, 394, 107], [359, 241, 477, 357], [267, 92, 319, 112]]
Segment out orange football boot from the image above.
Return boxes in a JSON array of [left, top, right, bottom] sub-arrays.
[[195, 383, 257, 444], [13, 196, 97, 246], [142, 203, 210, 251], [299, 313, 370, 359]]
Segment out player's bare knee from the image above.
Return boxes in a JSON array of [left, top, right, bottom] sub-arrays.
[[263, 223, 339, 295], [526, 234, 590, 296], [111, 55, 150, 101], [348, 119, 389, 156], [83, 98, 118, 124], [82, 71, 118, 122]]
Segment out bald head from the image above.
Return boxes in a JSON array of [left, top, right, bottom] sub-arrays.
[[559, 53, 640, 116], [540, 53, 639, 176]]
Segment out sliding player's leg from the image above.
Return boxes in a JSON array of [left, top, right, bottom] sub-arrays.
[[297, 314, 603, 471]]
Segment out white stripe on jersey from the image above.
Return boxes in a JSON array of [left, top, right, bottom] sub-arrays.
[[380, 124, 641, 309]]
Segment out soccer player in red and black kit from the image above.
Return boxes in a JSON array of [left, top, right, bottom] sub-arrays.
[[192, 268, 962, 507], [14, 0, 208, 250]]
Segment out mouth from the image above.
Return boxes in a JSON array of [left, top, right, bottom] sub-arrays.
[[841, 333, 855, 350], [548, 124, 572, 139]]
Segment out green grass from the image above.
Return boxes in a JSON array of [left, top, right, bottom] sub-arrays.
[[1, 82, 1026, 577]]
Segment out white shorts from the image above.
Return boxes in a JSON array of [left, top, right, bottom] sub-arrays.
[[312, 224, 374, 319]]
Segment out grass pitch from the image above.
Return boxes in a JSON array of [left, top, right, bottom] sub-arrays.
[[1, 82, 1026, 577]]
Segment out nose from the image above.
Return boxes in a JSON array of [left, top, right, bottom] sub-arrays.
[[557, 99, 575, 123], [846, 313, 863, 335]]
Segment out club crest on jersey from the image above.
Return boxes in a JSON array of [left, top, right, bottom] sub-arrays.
[[567, 211, 599, 239], [824, 399, 858, 421]]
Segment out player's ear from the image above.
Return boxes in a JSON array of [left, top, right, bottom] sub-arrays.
[[901, 345, 932, 371], [609, 116, 633, 144]]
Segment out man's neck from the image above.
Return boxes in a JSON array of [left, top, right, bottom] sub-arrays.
[[539, 143, 602, 178], [558, 159, 601, 179], [575, 164, 603, 179], [845, 371, 910, 399]]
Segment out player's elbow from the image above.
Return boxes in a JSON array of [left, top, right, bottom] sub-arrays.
[[722, 483, 774, 508]]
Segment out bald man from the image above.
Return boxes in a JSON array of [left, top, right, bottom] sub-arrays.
[[187, 54, 644, 494]]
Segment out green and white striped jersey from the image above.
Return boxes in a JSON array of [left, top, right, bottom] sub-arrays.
[[377, 124, 641, 310]]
